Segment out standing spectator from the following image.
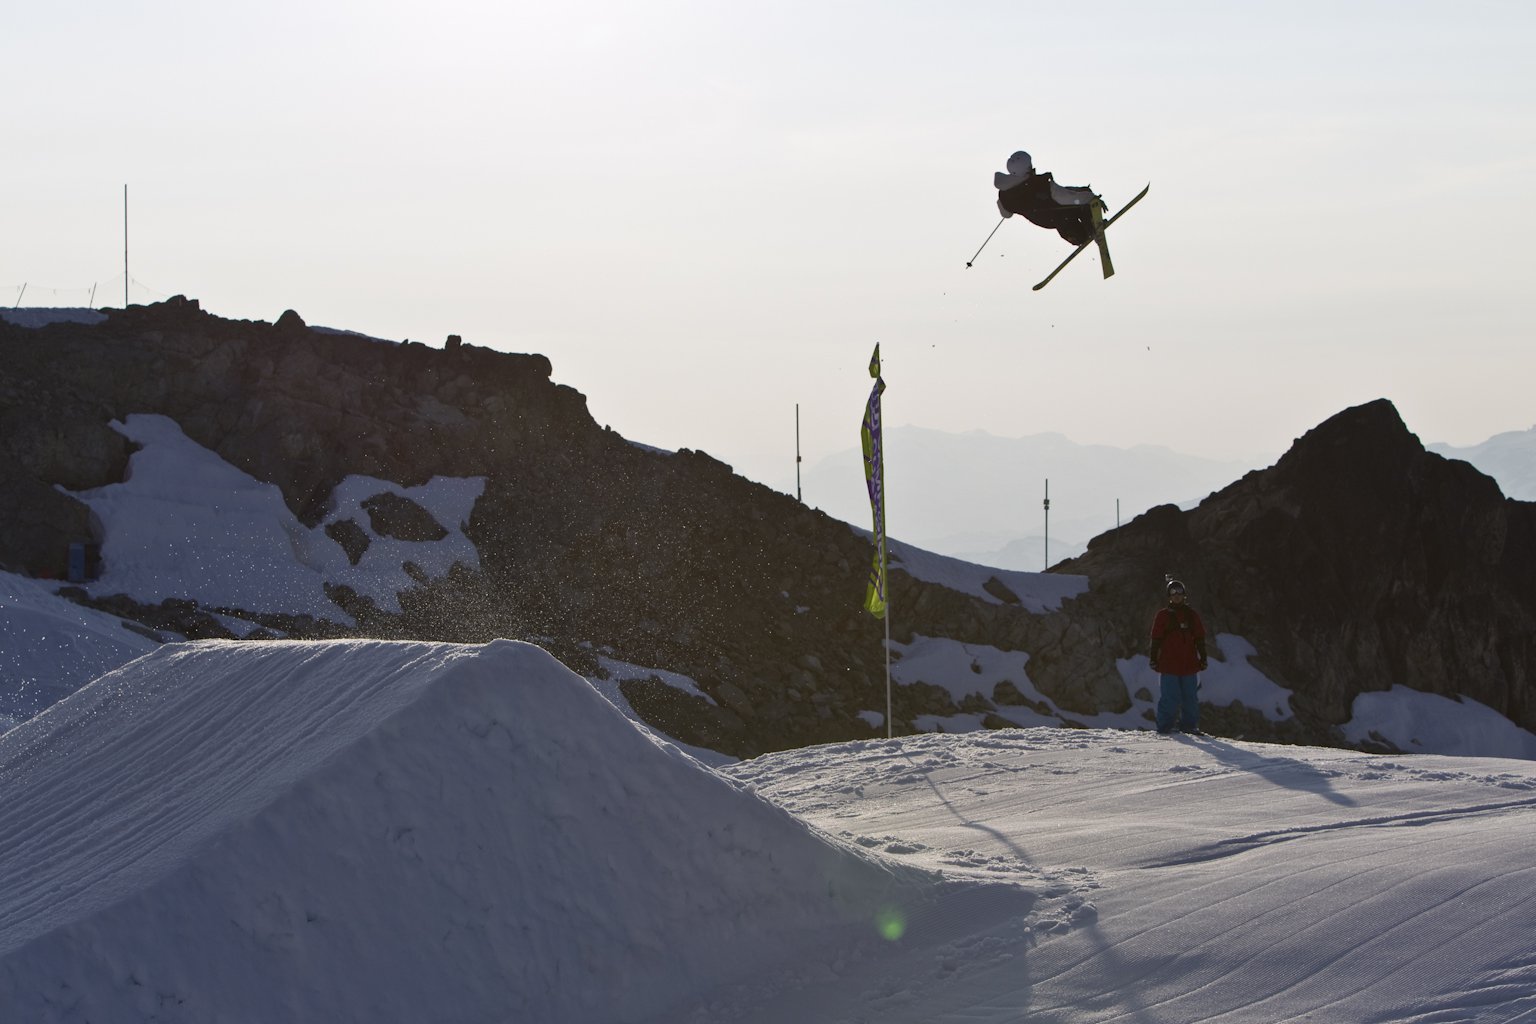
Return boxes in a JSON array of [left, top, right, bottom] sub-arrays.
[[1148, 580, 1208, 734]]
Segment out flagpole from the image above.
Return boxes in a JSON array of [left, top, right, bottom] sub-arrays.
[[884, 410, 890, 739], [860, 343, 891, 739], [885, 551, 892, 739], [881, 438, 890, 740]]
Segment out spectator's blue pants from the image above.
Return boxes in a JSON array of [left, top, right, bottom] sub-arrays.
[[1158, 674, 1200, 732]]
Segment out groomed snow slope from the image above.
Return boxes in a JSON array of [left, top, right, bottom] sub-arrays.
[[0, 571, 159, 729], [0, 640, 965, 1023], [726, 731, 1536, 1023], [4, 639, 1535, 1022]]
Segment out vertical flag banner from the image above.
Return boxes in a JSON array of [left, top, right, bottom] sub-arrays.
[[861, 344, 887, 619]]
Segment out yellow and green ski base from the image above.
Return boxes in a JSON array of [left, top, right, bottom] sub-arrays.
[[1033, 183, 1150, 292], [1091, 199, 1113, 279]]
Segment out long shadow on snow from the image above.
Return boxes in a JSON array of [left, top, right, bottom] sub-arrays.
[[1170, 734, 1359, 807]]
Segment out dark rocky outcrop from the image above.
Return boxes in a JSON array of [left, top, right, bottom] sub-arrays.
[[325, 519, 371, 566], [362, 492, 449, 542], [1052, 399, 1536, 736], [0, 295, 578, 547], [2, 299, 1040, 754], [3, 301, 1532, 756]]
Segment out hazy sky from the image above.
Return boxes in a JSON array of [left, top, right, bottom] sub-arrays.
[[7, 1, 1533, 491]]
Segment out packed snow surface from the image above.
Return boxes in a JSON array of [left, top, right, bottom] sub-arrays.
[[3, 639, 1534, 1022], [889, 632, 1296, 735], [887, 536, 1088, 612], [726, 730, 1536, 1023], [0, 640, 937, 1022], [67, 414, 483, 621], [0, 571, 159, 730], [1345, 684, 1536, 760]]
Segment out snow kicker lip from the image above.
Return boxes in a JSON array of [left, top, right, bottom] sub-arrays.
[[0, 637, 957, 1022]]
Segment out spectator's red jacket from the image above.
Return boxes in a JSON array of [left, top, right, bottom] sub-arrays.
[[1149, 604, 1207, 675]]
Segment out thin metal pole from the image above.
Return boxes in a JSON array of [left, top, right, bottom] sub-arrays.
[[965, 218, 1005, 267], [885, 586, 892, 739], [14, 283, 25, 308], [885, 428, 892, 738], [1117, 498, 1120, 529], [123, 185, 129, 307], [795, 403, 802, 502], [1043, 479, 1051, 570]]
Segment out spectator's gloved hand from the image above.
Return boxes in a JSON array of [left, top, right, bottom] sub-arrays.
[[1198, 660, 1208, 671]]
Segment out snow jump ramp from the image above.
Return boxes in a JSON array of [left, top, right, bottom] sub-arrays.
[[0, 639, 1007, 1023]]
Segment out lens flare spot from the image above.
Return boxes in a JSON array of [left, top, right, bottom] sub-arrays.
[[876, 906, 906, 941]]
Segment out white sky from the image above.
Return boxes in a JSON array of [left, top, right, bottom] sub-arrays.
[[6, 1, 1533, 487]]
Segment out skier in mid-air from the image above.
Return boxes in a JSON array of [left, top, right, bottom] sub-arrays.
[[968, 150, 1148, 288], [993, 150, 1102, 246]]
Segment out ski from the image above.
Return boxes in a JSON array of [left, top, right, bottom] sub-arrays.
[[1090, 199, 1113, 279], [1032, 183, 1150, 292]]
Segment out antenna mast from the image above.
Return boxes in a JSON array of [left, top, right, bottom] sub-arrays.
[[1043, 478, 1051, 570], [795, 403, 803, 502]]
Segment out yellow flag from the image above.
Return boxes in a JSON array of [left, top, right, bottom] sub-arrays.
[[861, 345, 886, 619]]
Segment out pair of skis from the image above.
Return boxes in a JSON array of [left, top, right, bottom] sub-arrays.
[[1031, 183, 1150, 291]]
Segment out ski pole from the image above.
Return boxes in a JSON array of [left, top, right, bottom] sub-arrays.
[[965, 219, 1005, 267]]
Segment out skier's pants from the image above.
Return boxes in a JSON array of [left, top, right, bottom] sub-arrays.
[[1158, 674, 1200, 732]]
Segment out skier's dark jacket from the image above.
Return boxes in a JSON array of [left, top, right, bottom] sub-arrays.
[[993, 151, 1100, 246], [1149, 604, 1208, 675], [997, 173, 1097, 246]]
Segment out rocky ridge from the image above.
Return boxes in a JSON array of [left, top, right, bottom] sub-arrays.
[[3, 300, 1532, 755]]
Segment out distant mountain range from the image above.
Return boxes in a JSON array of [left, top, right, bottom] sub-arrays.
[[799, 427, 1264, 571], [1430, 428, 1536, 501], [800, 423, 1532, 571]]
